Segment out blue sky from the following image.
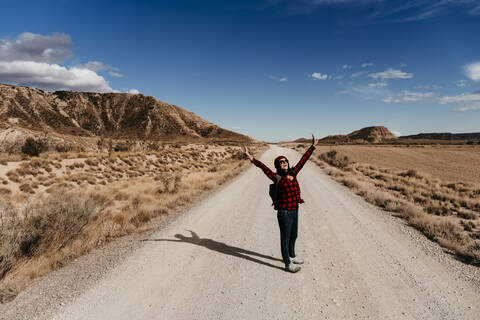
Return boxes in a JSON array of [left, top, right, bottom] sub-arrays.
[[1, 0, 479, 141]]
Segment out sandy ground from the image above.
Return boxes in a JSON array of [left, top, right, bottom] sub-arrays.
[[2, 145, 479, 320]]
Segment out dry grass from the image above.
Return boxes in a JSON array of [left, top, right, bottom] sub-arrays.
[[0, 142, 268, 303], [304, 146, 480, 265]]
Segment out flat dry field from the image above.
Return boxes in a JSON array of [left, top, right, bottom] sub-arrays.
[[309, 144, 480, 184]]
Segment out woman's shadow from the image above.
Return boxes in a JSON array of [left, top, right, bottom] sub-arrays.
[[143, 230, 284, 271]]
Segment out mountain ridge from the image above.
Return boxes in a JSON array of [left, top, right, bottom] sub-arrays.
[[0, 83, 252, 146]]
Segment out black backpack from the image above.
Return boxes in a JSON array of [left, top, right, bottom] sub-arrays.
[[269, 174, 282, 210]]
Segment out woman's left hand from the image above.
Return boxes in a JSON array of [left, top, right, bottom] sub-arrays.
[[311, 134, 317, 146]]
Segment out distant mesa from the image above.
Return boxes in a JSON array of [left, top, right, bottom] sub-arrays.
[[294, 126, 480, 145], [0, 83, 253, 152], [314, 126, 397, 144], [399, 132, 480, 140]]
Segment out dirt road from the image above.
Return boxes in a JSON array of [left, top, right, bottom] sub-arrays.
[[7, 146, 480, 319]]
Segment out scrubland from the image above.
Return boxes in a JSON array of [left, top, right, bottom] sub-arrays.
[[290, 143, 480, 265], [0, 142, 267, 303]]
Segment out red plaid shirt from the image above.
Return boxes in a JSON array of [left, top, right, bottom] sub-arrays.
[[252, 145, 315, 210]]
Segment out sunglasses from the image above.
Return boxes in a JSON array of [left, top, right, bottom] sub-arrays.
[[279, 159, 289, 164]]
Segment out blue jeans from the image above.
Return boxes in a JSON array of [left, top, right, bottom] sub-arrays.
[[277, 209, 298, 265]]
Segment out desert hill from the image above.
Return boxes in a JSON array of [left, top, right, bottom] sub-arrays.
[[0, 84, 252, 152], [317, 126, 397, 144], [400, 132, 480, 140]]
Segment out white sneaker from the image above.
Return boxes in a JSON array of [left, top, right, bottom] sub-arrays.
[[290, 256, 304, 264], [285, 263, 301, 273]]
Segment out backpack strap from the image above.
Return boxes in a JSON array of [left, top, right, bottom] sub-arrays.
[[273, 174, 282, 209]]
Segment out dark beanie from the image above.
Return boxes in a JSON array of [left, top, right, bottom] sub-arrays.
[[274, 156, 288, 170]]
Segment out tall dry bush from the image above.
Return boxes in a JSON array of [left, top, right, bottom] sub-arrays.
[[319, 150, 351, 169], [0, 189, 108, 302]]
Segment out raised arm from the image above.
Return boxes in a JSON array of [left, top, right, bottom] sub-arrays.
[[292, 134, 316, 174], [244, 146, 276, 182], [251, 158, 276, 182]]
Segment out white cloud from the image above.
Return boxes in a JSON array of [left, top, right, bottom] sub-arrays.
[[311, 72, 328, 80], [0, 32, 73, 63], [438, 92, 480, 112], [401, 91, 434, 102], [454, 103, 480, 112], [342, 64, 351, 69], [109, 71, 123, 78], [368, 82, 387, 88], [0, 32, 124, 92], [414, 84, 441, 90], [83, 61, 109, 72], [263, 1, 480, 22], [361, 62, 373, 68], [383, 91, 434, 103], [438, 93, 480, 104], [127, 89, 140, 94], [383, 96, 400, 103], [80, 61, 122, 77], [369, 68, 413, 80], [270, 75, 288, 82], [0, 60, 112, 92], [391, 130, 402, 137], [351, 84, 388, 99], [463, 62, 480, 81], [351, 71, 365, 78], [456, 80, 469, 87], [333, 74, 344, 80]]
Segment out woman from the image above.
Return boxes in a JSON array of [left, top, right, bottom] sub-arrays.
[[244, 135, 316, 273]]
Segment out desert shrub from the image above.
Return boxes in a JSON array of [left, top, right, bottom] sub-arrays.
[[457, 210, 477, 220], [0, 188, 11, 196], [54, 143, 74, 153], [129, 210, 152, 227], [340, 177, 359, 189], [0, 189, 105, 284], [21, 137, 45, 157], [6, 171, 20, 183], [97, 137, 106, 151], [461, 220, 476, 232], [147, 141, 160, 151], [85, 158, 99, 166], [73, 162, 85, 169], [114, 143, 129, 152], [231, 150, 247, 160], [398, 169, 421, 178], [19, 183, 33, 194], [425, 204, 449, 216], [154, 175, 181, 194], [319, 150, 351, 168]]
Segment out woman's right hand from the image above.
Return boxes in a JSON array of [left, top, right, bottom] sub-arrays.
[[244, 146, 253, 161]]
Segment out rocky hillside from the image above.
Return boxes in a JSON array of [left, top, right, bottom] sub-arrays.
[[319, 126, 397, 144], [400, 132, 480, 140], [0, 83, 251, 144]]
